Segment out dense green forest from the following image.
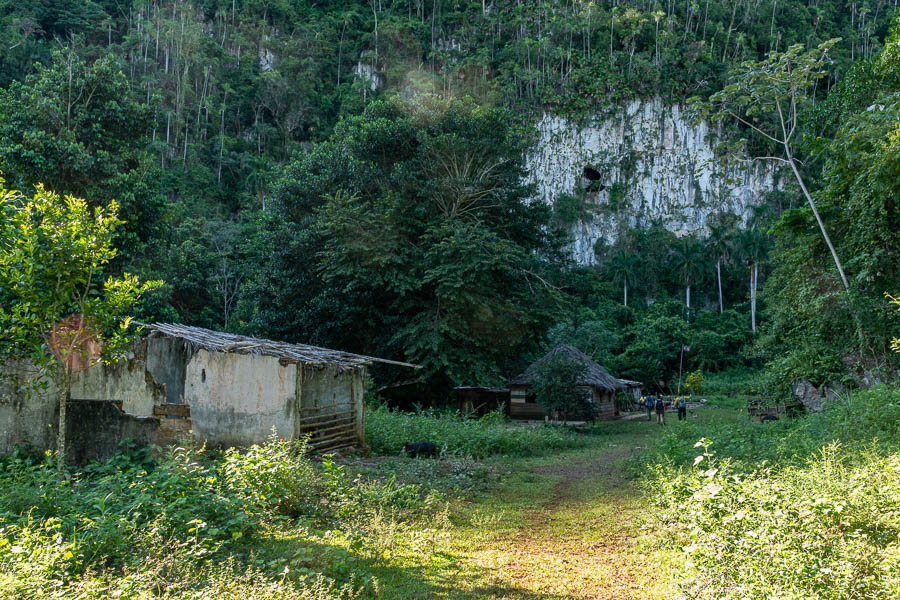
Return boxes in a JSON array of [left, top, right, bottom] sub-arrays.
[[0, 0, 898, 398]]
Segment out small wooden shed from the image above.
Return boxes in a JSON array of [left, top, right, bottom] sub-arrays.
[[455, 386, 510, 417], [508, 345, 637, 420]]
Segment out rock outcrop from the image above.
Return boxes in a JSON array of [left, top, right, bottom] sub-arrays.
[[525, 98, 780, 264]]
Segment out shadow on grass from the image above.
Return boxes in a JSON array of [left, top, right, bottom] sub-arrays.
[[266, 530, 589, 600]]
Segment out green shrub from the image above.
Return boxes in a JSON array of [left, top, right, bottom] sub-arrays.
[[0, 435, 430, 599], [650, 442, 900, 599], [222, 434, 319, 517], [366, 405, 582, 458], [644, 386, 900, 600]]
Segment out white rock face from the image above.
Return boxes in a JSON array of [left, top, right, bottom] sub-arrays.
[[354, 62, 381, 92], [525, 98, 779, 264]]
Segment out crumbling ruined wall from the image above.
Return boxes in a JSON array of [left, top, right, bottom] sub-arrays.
[[69, 358, 165, 416], [65, 400, 161, 465]]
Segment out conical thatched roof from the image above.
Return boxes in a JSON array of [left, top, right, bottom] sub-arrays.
[[509, 345, 631, 392]]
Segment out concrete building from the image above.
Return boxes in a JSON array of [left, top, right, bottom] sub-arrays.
[[0, 323, 417, 461]]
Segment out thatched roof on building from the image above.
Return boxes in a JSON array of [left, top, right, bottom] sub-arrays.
[[509, 345, 637, 392], [143, 323, 420, 370]]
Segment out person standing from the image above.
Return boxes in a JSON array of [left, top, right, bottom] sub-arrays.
[[655, 395, 666, 425], [676, 395, 687, 421], [645, 395, 654, 421]]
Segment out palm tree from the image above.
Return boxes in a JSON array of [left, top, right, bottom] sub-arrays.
[[608, 250, 640, 306], [736, 229, 768, 333], [706, 223, 734, 313], [670, 238, 706, 309]]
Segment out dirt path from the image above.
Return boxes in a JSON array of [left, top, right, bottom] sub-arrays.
[[466, 429, 661, 600]]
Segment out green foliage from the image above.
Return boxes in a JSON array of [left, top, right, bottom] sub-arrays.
[[684, 370, 704, 394], [365, 405, 582, 459], [889, 294, 900, 353], [761, 18, 900, 378], [222, 434, 319, 517], [242, 97, 566, 391], [645, 386, 900, 599], [0, 435, 450, 599], [0, 181, 161, 467], [531, 354, 594, 422]]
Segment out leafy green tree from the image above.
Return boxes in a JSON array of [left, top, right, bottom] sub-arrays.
[[0, 49, 162, 255], [0, 182, 160, 470], [246, 97, 566, 392], [531, 354, 590, 423], [693, 40, 858, 323]]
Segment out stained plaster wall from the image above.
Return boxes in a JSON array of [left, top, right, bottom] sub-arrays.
[[69, 358, 165, 417], [185, 349, 300, 446], [1, 354, 167, 453], [0, 362, 57, 454], [525, 98, 780, 264]]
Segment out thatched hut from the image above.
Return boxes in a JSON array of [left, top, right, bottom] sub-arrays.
[[508, 345, 639, 420]]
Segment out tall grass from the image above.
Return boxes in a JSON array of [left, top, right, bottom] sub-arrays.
[[644, 385, 900, 599], [365, 405, 583, 458]]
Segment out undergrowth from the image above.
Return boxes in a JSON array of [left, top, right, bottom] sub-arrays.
[[643, 385, 900, 599], [0, 435, 445, 599]]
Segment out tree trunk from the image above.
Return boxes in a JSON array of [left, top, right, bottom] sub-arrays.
[[624, 278, 628, 307], [750, 263, 757, 333], [56, 373, 70, 473], [717, 258, 724, 313], [786, 145, 865, 348], [686, 283, 691, 309], [786, 149, 851, 293]]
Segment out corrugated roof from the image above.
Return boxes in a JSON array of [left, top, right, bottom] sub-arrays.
[[143, 323, 420, 370], [509, 345, 636, 392]]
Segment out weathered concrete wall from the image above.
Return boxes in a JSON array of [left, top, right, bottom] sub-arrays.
[[146, 336, 188, 404], [66, 400, 161, 465], [0, 363, 57, 454], [70, 358, 163, 417], [186, 349, 298, 446], [3, 344, 370, 454]]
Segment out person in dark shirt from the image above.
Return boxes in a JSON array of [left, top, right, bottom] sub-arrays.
[[655, 395, 666, 425], [675, 396, 687, 421]]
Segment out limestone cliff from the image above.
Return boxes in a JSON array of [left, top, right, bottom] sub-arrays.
[[525, 98, 780, 264]]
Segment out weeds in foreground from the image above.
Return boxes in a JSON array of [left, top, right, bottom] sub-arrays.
[[643, 386, 900, 600], [0, 435, 450, 599]]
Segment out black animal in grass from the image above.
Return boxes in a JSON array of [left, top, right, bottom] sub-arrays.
[[402, 441, 439, 458]]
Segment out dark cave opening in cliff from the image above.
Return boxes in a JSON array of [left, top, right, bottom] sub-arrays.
[[582, 166, 602, 181]]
